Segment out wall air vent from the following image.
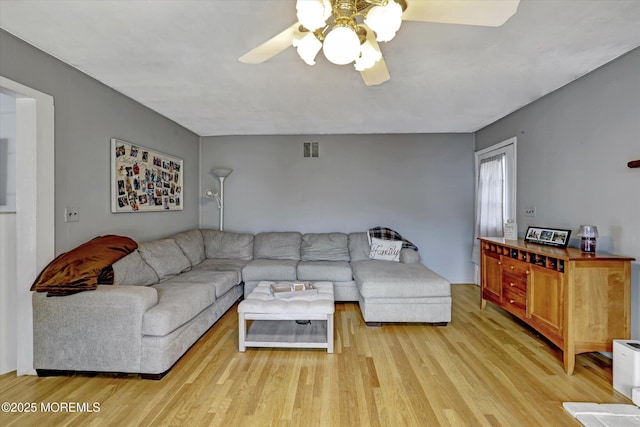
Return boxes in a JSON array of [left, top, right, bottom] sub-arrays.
[[303, 142, 319, 158]]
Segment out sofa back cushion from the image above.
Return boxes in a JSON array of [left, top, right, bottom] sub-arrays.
[[348, 232, 371, 262], [202, 230, 254, 260], [301, 233, 349, 261], [112, 250, 159, 286], [138, 239, 192, 281], [169, 229, 205, 266], [253, 232, 301, 260]]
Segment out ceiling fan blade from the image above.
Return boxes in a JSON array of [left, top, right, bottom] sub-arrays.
[[359, 28, 390, 86], [360, 56, 390, 86], [403, 0, 520, 27], [239, 22, 301, 64]]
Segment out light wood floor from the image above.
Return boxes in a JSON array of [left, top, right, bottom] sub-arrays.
[[0, 285, 632, 426]]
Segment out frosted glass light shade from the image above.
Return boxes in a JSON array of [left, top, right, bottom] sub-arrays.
[[577, 225, 599, 238], [293, 32, 322, 65], [323, 26, 361, 65], [364, 0, 403, 42], [212, 167, 232, 178], [296, 0, 332, 31], [354, 40, 382, 71]]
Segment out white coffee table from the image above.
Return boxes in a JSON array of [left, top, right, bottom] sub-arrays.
[[238, 281, 335, 353]]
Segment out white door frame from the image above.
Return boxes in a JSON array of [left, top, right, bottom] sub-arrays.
[[0, 76, 55, 375]]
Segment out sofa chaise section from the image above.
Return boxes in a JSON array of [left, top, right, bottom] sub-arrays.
[[348, 232, 451, 325]]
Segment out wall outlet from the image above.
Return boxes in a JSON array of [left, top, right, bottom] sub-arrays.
[[65, 207, 79, 222], [525, 206, 536, 217]]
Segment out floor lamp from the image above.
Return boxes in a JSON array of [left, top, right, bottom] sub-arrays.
[[204, 167, 232, 231]]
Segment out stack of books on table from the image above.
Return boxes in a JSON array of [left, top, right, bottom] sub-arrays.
[[270, 282, 317, 298]]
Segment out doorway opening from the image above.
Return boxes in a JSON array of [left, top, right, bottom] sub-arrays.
[[0, 76, 55, 375]]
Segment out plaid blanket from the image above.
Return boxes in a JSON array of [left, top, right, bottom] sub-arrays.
[[368, 227, 418, 252]]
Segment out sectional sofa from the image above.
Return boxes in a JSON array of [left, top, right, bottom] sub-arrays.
[[32, 229, 451, 379]]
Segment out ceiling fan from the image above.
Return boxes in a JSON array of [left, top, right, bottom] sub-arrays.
[[239, 0, 520, 86]]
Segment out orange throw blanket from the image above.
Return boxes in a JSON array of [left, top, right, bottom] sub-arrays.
[[31, 235, 138, 297]]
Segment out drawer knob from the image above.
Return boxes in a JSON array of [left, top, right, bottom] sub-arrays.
[[510, 282, 515, 287], [509, 299, 515, 304], [510, 265, 514, 270]]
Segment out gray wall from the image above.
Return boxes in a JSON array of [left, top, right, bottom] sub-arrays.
[[200, 134, 476, 283], [0, 30, 200, 253], [476, 48, 640, 339]]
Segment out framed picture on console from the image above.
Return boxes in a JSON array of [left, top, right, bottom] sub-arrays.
[[524, 226, 571, 248], [111, 138, 183, 213]]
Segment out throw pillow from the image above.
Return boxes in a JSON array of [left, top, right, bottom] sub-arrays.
[[368, 237, 401, 262]]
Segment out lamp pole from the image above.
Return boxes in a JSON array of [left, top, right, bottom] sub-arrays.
[[211, 168, 232, 231], [218, 175, 226, 231]]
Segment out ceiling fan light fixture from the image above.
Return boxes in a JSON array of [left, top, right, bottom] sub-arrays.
[[354, 39, 382, 71], [293, 31, 323, 65], [296, 0, 332, 31], [364, 0, 403, 42], [323, 25, 361, 65]]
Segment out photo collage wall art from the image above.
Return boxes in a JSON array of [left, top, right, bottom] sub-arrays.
[[111, 138, 183, 212]]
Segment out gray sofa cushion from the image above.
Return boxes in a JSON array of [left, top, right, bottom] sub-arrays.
[[301, 233, 349, 261], [112, 250, 159, 286], [165, 269, 239, 299], [202, 230, 254, 260], [297, 261, 353, 282], [348, 232, 371, 262], [142, 282, 216, 336], [169, 229, 205, 266], [253, 232, 301, 260], [138, 239, 192, 282], [352, 260, 450, 299], [242, 259, 299, 281], [193, 258, 248, 283]]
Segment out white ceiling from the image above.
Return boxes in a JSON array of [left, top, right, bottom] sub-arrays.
[[1, 0, 639, 136]]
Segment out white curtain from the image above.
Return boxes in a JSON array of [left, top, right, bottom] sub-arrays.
[[471, 154, 505, 265]]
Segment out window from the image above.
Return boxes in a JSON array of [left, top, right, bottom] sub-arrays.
[[471, 137, 517, 267]]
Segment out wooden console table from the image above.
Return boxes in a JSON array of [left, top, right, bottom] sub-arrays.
[[479, 237, 634, 375]]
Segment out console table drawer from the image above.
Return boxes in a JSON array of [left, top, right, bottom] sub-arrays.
[[503, 273, 526, 293], [502, 258, 530, 279], [503, 287, 526, 316]]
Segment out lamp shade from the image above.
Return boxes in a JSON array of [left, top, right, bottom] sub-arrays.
[[296, 0, 331, 31], [354, 39, 382, 71], [323, 26, 361, 65], [577, 225, 599, 238], [212, 168, 232, 178], [293, 32, 322, 65], [364, 0, 403, 42]]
